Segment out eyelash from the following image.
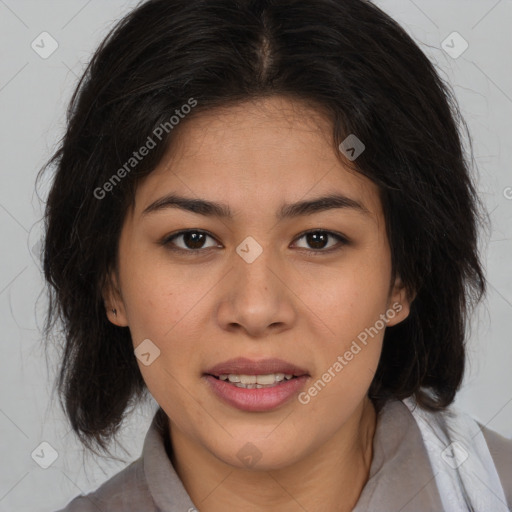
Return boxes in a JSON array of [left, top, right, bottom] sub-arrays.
[[160, 229, 349, 256]]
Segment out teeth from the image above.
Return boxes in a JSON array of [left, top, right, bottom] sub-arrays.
[[254, 374, 275, 385], [217, 373, 295, 388]]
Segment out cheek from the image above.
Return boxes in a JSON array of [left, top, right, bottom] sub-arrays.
[[119, 256, 215, 388], [123, 271, 205, 424], [119, 247, 200, 341], [300, 249, 390, 399], [309, 255, 391, 339]]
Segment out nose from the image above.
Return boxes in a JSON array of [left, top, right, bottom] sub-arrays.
[[215, 244, 297, 338]]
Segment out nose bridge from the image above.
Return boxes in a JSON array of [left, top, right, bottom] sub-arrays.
[[233, 235, 279, 298], [215, 234, 295, 335]]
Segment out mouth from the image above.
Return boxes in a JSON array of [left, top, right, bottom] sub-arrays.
[[203, 357, 310, 411], [212, 372, 298, 389]]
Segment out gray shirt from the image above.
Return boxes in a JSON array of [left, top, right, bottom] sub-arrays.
[[55, 399, 512, 511]]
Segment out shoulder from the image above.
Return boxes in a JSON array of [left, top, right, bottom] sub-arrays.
[[480, 423, 512, 508], [54, 457, 156, 512], [402, 397, 512, 510], [54, 408, 172, 512]]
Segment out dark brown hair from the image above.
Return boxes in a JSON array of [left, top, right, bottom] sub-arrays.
[[39, 0, 486, 456]]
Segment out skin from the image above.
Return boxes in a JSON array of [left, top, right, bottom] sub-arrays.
[[105, 95, 411, 512]]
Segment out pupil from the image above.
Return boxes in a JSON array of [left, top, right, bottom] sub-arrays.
[[184, 232, 205, 249], [307, 232, 327, 249]]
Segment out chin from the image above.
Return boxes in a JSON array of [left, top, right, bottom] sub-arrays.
[[209, 434, 310, 471]]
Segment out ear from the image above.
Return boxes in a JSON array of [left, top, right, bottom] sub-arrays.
[[386, 276, 414, 327], [102, 269, 129, 327]]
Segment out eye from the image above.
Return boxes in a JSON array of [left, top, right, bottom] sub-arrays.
[[292, 230, 348, 254], [161, 229, 348, 255], [162, 230, 220, 252]]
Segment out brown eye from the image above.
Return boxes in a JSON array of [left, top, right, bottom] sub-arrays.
[[163, 230, 220, 252], [293, 230, 348, 253]]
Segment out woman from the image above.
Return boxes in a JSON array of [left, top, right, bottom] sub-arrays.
[[41, 0, 511, 510]]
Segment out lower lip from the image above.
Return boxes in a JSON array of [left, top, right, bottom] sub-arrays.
[[204, 375, 309, 412]]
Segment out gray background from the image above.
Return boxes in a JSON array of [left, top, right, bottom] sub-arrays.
[[0, 1, 510, 510]]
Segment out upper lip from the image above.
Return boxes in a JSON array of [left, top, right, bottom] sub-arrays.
[[205, 357, 309, 377]]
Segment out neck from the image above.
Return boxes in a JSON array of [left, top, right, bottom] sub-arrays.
[[169, 397, 377, 512]]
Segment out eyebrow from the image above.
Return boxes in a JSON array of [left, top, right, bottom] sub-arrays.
[[141, 193, 370, 220]]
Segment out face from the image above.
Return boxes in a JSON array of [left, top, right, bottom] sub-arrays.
[[106, 96, 410, 470]]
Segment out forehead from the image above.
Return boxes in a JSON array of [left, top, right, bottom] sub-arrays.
[[132, 96, 383, 222]]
